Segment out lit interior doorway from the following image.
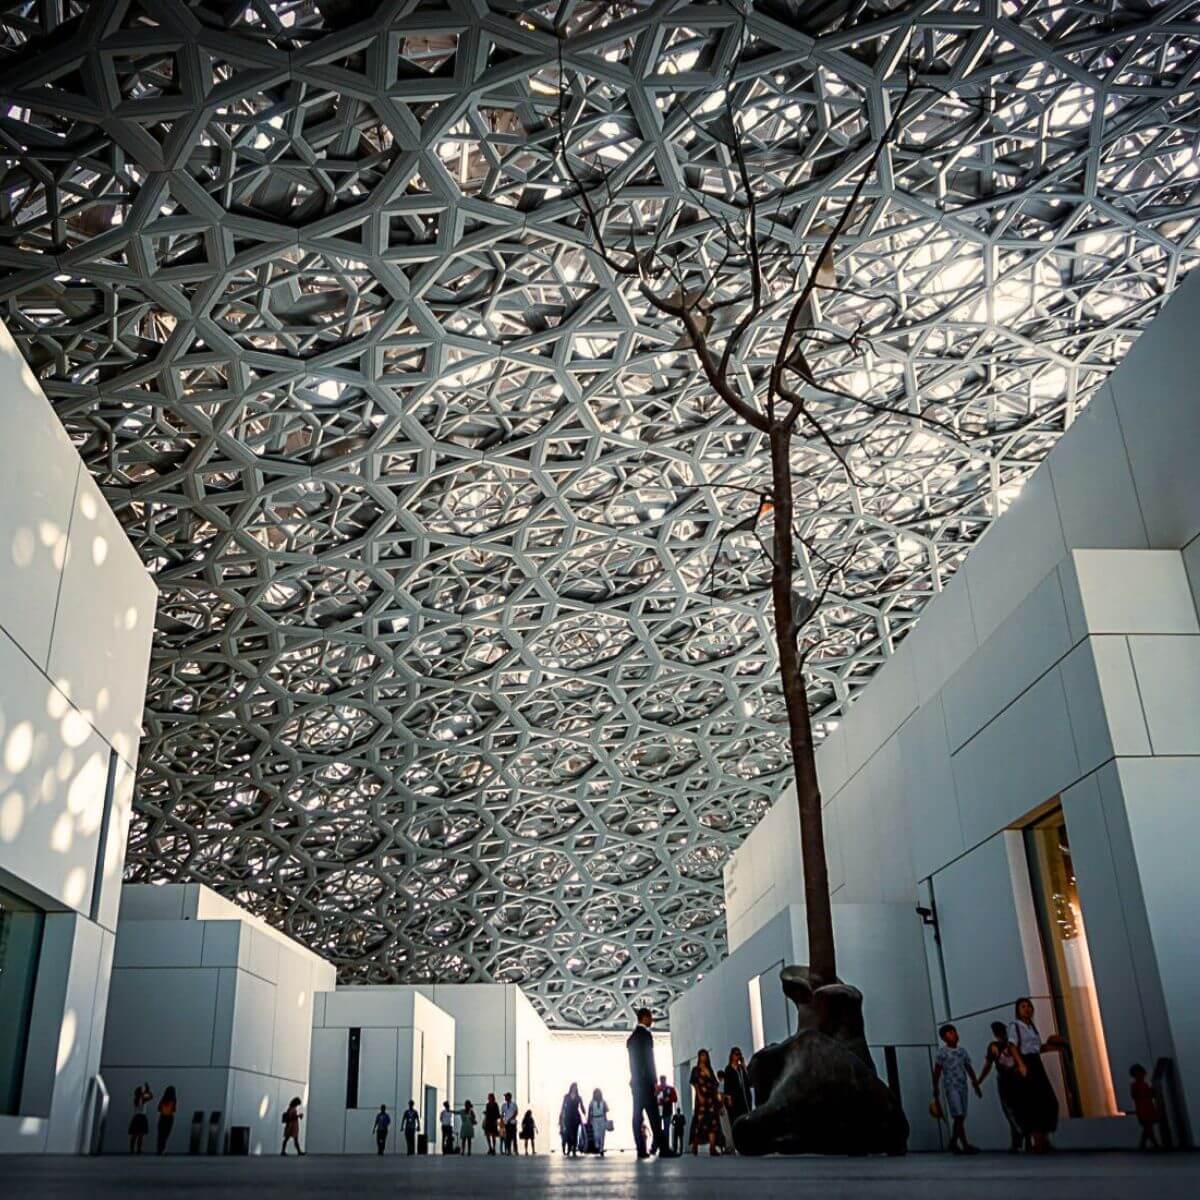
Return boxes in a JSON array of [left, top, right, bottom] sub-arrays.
[[1025, 806, 1119, 1117], [549, 1030, 673, 1153]]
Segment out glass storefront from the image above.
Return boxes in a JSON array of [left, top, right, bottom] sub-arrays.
[[1025, 808, 1119, 1118], [0, 885, 44, 1115]]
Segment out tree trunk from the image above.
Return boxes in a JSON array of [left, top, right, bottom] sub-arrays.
[[768, 423, 837, 983]]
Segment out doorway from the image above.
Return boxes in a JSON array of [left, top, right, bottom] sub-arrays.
[[1024, 806, 1118, 1117], [423, 1084, 438, 1150]]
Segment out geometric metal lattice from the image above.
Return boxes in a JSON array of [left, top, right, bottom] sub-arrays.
[[0, 1, 1197, 1027]]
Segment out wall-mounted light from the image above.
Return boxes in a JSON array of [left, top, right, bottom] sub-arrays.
[[915, 904, 940, 944]]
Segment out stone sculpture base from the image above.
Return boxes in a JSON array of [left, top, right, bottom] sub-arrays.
[[732, 965, 909, 1156]]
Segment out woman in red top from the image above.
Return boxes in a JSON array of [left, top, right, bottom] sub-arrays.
[[1130, 1064, 1160, 1150], [155, 1086, 177, 1155], [281, 1096, 305, 1155]]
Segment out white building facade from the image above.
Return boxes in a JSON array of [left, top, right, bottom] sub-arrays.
[[671, 268, 1200, 1151], [0, 323, 157, 1154], [308, 982, 555, 1154], [307, 986, 455, 1154], [99, 884, 336, 1155]]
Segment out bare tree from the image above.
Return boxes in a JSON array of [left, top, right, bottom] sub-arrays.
[[549, 3, 978, 985]]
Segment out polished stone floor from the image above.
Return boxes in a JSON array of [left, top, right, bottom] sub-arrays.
[[5, 1152, 1198, 1199]]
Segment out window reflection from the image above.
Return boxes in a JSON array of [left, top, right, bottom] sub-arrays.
[[0, 885, 44, 1115]]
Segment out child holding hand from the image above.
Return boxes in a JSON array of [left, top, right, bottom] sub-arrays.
[[933, 1023, 983, 1154]]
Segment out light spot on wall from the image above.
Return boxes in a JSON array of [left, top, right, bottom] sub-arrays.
[[61, 708, 91, 749], [5, 720, 33, 772], [0, 791, 23, 842], [80, 490, 97, 521], [46, 687, 69, 720], [259, 1094, 270, 1119], [67, 751, 107, 835], [38, 519, 60, 547], [55, 748, 75, 782], [51, 810, 73, 853], [56, 1009, 78, 1073], [11, 526, 34, 568], [123, 606, 139, 631], [91, 535, 108, 567], [63, 865, 88, 908]]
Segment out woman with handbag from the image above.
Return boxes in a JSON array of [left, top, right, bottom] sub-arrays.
[[689, 1049, 721, 1155], [1009, 997, 1067, 1154], [588, 1087, 612, 1156]]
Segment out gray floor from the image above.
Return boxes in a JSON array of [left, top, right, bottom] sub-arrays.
[[5, 1152, 1199, 1200]]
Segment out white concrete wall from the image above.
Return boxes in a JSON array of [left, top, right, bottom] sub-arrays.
[[0, 321, 156, 1153], [706, 270, 1200, 1150], [413, 982, 555, 1142], [514, 987, 558, 1148], [100, 884, 335, 1155], [309, 984, 648, 1155], [308, 986, 455, 1155]]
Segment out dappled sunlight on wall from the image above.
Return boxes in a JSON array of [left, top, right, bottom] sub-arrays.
[[0, 665, 113, 912]]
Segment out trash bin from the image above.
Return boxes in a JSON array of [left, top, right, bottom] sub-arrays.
[[418, 1132, 429, 1155], [229, 1126, 250, 1156]]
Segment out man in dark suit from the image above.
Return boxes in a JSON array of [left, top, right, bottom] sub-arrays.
[[627, 1007, 676, 1157]]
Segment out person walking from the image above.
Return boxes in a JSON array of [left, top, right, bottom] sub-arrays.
[[440, 1100, 455, 1154], [484, 1092, 501, 1155], [280, 1095, 304, 1156], [501, 1092, 519, 1155], [656, 1074, 678, 1135], [400, 1100, 420, 1154], [560, 1083, 585, 1157], [670, 1108, 686, 1155], [688, 1049, 721, 1155], [627, 1007, 675, 1158], [1009, 997, 1067, 1153], [1130, 1065, 1161, 1151], [723, 1048, 752, 1125], [588, 1087, 611, 1156], [128, 1082, 152, 1154], [932, 1024, 983, 1154], [156, 1086, 178, 1155], [372, 1104, 391, 1155], [978, 1021, 1027, 1152], [520, 1108, 538, 1154]]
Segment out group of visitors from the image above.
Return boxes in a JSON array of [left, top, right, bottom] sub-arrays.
[[371, 1095, 538, 1156], [628, 1008, 755, 1158], [555, 1008, 756, 1161], [125, 993, 1171, 1160], [680, 1046, 754, 1155], [934, 998, 1068, 1154], [128, 1084, 302, 1155], [370, 1100, 421, 1155], [935, 996, 1166, 1155], [127, 1083, 178, 1155], [475, 1093, 537, 1155]]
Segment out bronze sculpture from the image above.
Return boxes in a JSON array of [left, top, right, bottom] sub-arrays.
[[732, 966, 909, 1156]]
